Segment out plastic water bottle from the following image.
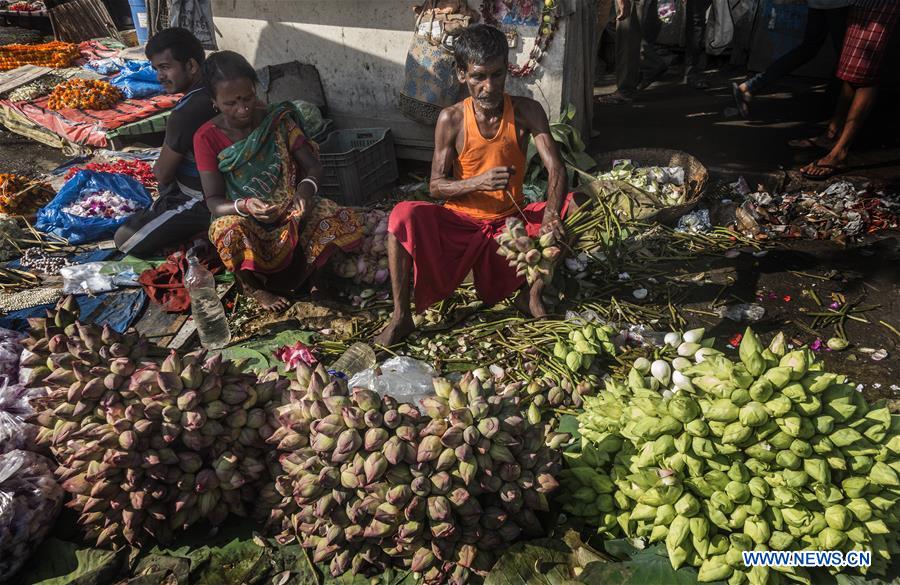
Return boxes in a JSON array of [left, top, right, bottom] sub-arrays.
[[185, 254, 231, 349], [330, 342, 376, 378]]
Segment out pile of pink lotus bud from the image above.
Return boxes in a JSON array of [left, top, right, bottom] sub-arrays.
[[20, 297, 288, 548], [333, 209, 390, 285], [495, 217, 561, 285], [265, 364, 561, 584], [516, 376, 597, 416]]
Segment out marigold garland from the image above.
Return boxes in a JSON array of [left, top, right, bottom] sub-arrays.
[[0, 40, 79, 72], [481, 0, 561, 77], [47, 79, 122, 111], [0, 173, 54, 216]]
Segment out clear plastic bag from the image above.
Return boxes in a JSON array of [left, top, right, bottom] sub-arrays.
[[348, 357, 436, 406], [60, 262, 116, 295], [0, 450, 63, 581], [0, 381, 46, 454], [0, 327, 24, 385]]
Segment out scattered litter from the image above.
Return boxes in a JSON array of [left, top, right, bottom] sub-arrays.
[[632, 288, 648, 300], [855, 384, 865, 393], [618, 272, 631, 281], [725, 249, 740, 258], [716, 303, 765, 322], [730, 176, 752, 197], [736, 180, 899, 242], [872, 349, 888, 361], [810, 338, 823, 352], [872, 383, 882, 389], [752, 250, 768, 258], [676, 209, 711, 234]]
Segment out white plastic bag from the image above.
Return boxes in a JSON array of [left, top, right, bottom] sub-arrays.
[[60, 262, 115, 295], [348, 357, 436, 406], [0, 450, 63, 581]]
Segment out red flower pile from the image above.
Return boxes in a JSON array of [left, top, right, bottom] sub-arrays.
[[64, 159, 156, 189]]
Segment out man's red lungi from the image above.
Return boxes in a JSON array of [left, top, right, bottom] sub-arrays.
[[388, 197, 572, 313]]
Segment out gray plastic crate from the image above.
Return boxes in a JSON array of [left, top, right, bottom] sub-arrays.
[[318, 128, 399, 206]]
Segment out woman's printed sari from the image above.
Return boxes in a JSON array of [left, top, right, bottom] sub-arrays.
[[208, 102, 363, 276]]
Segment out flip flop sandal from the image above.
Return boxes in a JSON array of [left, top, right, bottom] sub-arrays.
[[800, 161, 845, 181], [731, 82, 750, 118]]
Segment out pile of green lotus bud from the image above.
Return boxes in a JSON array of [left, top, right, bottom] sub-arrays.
[[266, 364, 561, 584], [20, 298, 287, 548], [561, 327, 900, 584], [551, 323, 616, 375], [495, 216, 560, 285]]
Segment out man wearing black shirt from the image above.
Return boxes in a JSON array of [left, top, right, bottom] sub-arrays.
[[114, 28, 216, 257]]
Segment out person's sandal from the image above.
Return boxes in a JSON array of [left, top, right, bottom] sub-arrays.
[[800, 160, 846, 181]]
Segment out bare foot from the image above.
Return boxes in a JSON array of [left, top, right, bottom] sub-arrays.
[[800, 149, 848, 180], [374, 313, 416, 347], [248, 288, 291, 312], [514, 284, 548, 318]]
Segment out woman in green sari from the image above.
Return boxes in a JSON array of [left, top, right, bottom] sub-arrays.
[[194, 51, 363, 311]]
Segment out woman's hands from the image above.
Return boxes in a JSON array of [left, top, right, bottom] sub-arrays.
[[240, 198, 288, 224]]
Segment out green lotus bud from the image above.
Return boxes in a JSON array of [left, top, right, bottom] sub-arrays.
[[778, 414, 804, 438], [803, 457, 829, 485], [723, 421, 752, 445], [631, 502, 657, 521], [739, 328, 764, 367], [768, 531, 794, 551], [698, 556, 732, 582], [667, 515, 691, 548], [818, 527, 846, 549], [725, 481, 750, 504], [824, 505, 852, 531], [774, 449, 800, 470], [763, 367, 792, 390], [668, 395, 700, 423], [691, 515, 710, 557], [655, 503, 676, 526], [668, 491, 697, 518], [746, 477, 769, 499], [667, 542, 691, 571], [782, 469, 808, 488], [739, 402, 769, 428], [686, 419, 710, 437], [744, 516, 770, 545], [870, 461, 898, 487], [748, 379, 774, 403], [780, 351, 809, 380], [847, 499, 873, 522], [707, 399, 739, 423]]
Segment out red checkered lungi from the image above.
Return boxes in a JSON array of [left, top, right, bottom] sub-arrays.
[[836, 2, 900, 86]]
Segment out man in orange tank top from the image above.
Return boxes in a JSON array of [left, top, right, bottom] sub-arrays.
[[376, 24, 571, 346]]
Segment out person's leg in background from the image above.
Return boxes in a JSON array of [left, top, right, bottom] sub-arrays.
[[637, 0, 668, 89], [684, 0, 712, 88], [740, 8, 829, 97], [604, 0, 642, 102], [595, 0, 615, 81], [732, 8, 830, 116]]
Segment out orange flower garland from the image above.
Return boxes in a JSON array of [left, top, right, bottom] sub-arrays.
[[0, 174, 54, 216], [0, 41, 79, 72], [47, 79, 123, 111]]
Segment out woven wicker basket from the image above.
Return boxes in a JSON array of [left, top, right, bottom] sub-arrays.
[[587, 148, 709, 226]]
